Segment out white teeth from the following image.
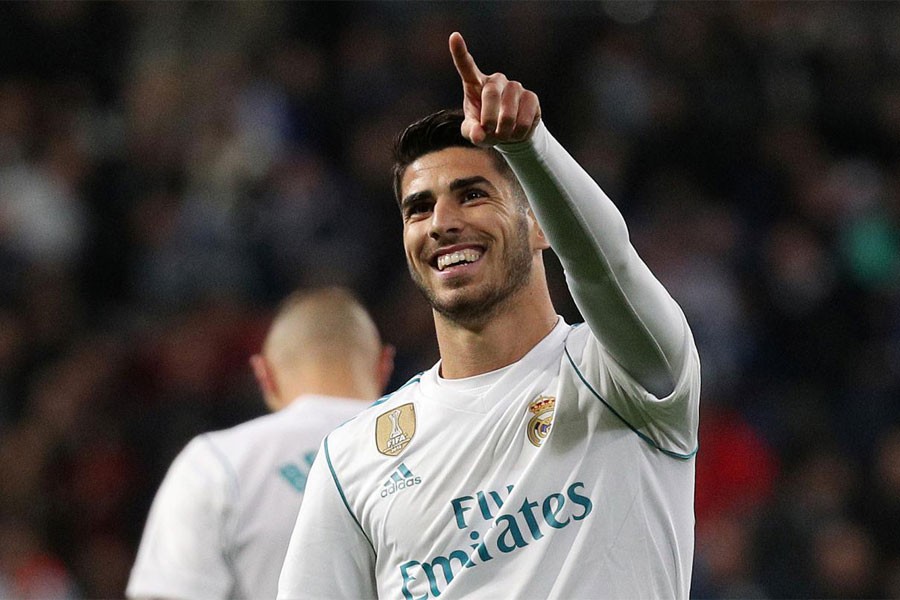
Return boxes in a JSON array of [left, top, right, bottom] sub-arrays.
[[437, 249, 482, 271]]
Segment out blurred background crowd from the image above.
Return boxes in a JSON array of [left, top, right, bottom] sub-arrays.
[[0, 1, 898, 598]]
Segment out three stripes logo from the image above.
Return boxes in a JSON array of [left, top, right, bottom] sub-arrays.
[[380, 462, 422, 498]]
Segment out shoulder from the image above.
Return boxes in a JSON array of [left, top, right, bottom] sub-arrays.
[[561, 321, 595, 362], [205, 397, 356, 451], [325, 373, 424, 459], [367, 372, 424, 415], [172, 412, 296, 483], [151, 435, 233, 507], [197, 413, 279, 459]]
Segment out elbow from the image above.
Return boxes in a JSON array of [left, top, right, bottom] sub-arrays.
[[641, 368, 677, 399]]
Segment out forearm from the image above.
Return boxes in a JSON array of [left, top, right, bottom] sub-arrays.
[[498, 123, 691, 397]]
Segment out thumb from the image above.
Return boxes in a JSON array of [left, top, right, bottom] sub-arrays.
[[460, 117, 488, 147]]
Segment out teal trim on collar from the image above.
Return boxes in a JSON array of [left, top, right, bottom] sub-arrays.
[[324, 436, 376, 552], [370, 373, 423, 407], [564, 347, 698, 461]]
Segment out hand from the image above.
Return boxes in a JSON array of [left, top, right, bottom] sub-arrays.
[[449, 32, 541, 147]]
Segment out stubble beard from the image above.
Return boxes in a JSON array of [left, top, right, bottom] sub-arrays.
[[408, 216, 534, 329]]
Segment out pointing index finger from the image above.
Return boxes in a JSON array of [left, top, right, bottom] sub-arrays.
[[449, 32, 482, 86]]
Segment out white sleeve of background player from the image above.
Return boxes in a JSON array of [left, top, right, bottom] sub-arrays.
[[126, 437, 234, 600], [497, 122, 696, 400], [278, 439, 377, 600]]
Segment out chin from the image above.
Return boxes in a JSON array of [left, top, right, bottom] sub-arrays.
[[432, 286, 511, 326], [410, 256, 530, 326]]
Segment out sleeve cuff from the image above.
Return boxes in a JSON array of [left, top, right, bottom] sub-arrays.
[[495, 120, 549, 157]]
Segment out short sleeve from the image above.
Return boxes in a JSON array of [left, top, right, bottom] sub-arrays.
[[126, 437, 234, 599]]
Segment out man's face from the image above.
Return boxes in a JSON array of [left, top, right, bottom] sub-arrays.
[[399, 146, 545, 325]]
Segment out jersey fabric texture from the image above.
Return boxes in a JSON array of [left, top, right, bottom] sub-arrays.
[[126, 394, 366, 600], [278, 122, 701, 599]]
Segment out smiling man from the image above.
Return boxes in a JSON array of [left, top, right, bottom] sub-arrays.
[[400, 151, 540, 339], [278, 33, 701, 600]]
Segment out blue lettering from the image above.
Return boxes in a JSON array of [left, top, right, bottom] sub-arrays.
[[279, 452, 318, 492], [567, 482, 594, 521], [476, 491, 494, 520], [488, 489, 506, 509], [495, 514, 528, 553], [517, 496, 544, 540], [450, 495, 474, 529], [278, 464, 307, 492], [542, 493, 569, 529], [410, 482, 595, 599], [400, 561, 428, 600], [422, 551, 469, 596], [468, 530, 493, 563]]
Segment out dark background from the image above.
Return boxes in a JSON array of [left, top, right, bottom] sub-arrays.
[[0, 2, 898, 597]]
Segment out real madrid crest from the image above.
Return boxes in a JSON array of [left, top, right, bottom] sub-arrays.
[[376, 403, 416, 456], [526, 395, 556, 447]]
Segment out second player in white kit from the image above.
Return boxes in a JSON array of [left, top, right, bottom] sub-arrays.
[[128, 288, 393, 599]]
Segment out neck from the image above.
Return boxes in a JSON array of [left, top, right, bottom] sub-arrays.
[[434, 283, 557, 379], [277, 362, 377, 409]]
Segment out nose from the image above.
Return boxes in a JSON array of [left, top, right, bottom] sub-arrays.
[[429, 196, 464, 240]]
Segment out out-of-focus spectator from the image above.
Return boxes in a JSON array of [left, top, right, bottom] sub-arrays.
[[863, 426, 900, 594], [811, 518, 880, 599], [692, 512, 767, 599], [753, 447, 865, 598], [0, 517, 77, 599]]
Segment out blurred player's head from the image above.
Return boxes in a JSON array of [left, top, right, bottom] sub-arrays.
[[392, 110, 549, 328], [250, 287, 394, 410]]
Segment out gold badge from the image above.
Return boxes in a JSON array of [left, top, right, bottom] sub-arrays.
[[376, 403, 416, 456], [527, 395, 556, 447]]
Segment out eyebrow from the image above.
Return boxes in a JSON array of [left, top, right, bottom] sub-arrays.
[[400, 190, 432, 213], [400, 176, 496, 211], [449, 175, 493, 192]]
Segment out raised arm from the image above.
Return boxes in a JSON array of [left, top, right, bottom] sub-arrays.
[[449, 32, 693, 398]]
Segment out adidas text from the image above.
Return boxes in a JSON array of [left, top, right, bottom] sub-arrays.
[[382, 476, 422, 497]]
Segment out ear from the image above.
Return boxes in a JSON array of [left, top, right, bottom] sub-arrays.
[[376, 344, 396, 394], [250, 353, 280, 410], [527, 208, 551, 251]]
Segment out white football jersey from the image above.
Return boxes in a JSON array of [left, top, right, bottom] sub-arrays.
[[279, 122, 701, 599], [127, 395, 366, 600], [279, 319, 699, 599]]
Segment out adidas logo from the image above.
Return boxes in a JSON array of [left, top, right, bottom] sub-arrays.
[[381, 463, 422, 498]]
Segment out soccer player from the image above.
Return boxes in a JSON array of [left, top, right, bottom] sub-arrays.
[[278, 32, 700, 599], [126, 287, 394, 600]]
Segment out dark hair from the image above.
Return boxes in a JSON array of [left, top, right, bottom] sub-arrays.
[[391, 109, 520, 206]]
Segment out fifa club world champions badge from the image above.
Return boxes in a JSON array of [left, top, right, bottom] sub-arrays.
[[527, 395, 556, 447], [376, 403, 416, 456]]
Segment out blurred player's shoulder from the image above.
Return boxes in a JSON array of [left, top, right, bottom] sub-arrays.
[[192, 395, 368, 471]]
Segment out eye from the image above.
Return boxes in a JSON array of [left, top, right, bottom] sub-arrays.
[[463, 189, 487, 202], [404, 201, 432, 220]]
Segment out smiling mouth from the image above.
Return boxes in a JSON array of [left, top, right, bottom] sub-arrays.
[[436, 248, 483, 271]]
